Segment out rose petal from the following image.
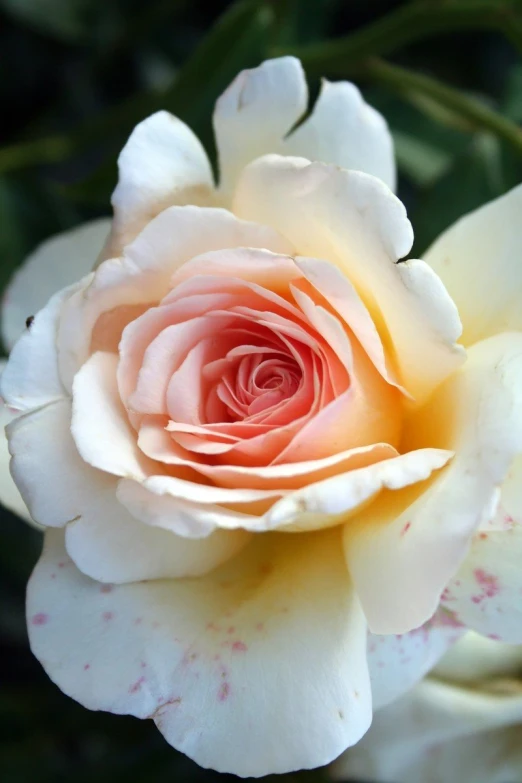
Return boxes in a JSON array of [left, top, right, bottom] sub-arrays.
[[344, 332, 522, 635], [332, 678, 522, 783], [295, 256, 403, 390], [139, 420, 398, 493], [1, 219, 110, 352], [1, 277, 90, 411], [0, 363, 33, 525], [214, 57, 307, 200], [283, 79, 396, 191], [440, 522, 522, 643], [268, 447, 451, 529], [7, 399, 97, 528], [425, 182, 522, 346], [106, 112, 215, 256], [28, 527, 371, 776], [368, 607, 465, 711], [433, 631, 522, 682], [66, 497, 250, 583], [118, 474, 283, 539], [117, 477, 268, 539], [59, 208, 294, 392], [235, 156, 464, 402]]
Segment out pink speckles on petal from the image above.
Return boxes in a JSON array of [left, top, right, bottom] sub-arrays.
[[433, 608, 463, 629], [129, 676, 146, 694], [84, 663, 91, 671], [102, 611, 114, 622], [31, 613, 49, 626], [232, 641, 248, 653], [255, 622, 265, 632], [400, 522, 411, 536], [474, 568, 500, 597], [100, 584, 114, 594], [218, 682, 231, 702]]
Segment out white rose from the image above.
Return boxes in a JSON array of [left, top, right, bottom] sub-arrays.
[[1, 56, 522, 777]]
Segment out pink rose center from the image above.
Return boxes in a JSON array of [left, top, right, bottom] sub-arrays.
[[89, 250, 402, 490]]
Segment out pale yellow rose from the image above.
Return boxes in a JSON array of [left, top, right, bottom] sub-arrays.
[[1, 57, 522, 777]]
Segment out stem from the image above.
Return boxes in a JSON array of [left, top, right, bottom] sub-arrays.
[[271, 0, 522, 72], [363, 57, 522, 154]]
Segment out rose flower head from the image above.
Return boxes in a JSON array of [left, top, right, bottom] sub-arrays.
[[1, 57, 522, 777]]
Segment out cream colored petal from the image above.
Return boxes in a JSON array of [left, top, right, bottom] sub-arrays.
[[332, 678, 522, 783], [425, 183, 522, 346], [1, 277, 90, 412], [368, 607, 465, 711], [344, 332, 522, 635], [0, 362, 34, 525], [65, 505, 250, 584], [283, 79, 396, 191], [106, 112, 215, 257], [433, 631, 522, 683], [7, 400, 100, 528], [440, 522, 522, 643], [235, 156, 464, 403], [28, 527, 371, 776], [213, 57, 307, 201], [1, 219, 110, 351]]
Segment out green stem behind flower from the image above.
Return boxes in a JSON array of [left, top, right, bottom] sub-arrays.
[[273, 0, 522, 71], [361, 57, 522, 155]]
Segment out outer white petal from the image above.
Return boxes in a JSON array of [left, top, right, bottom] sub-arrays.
[[440, 524, 522, 643], [65, 507, 250, 584], [1, 277, 90, 412], [7, 400, 94, 528], [344, 332, 522, 635], [28, 528, 371, 777], [283, 79, 396, 191], [235, 156, 464, 402], [106, 112, 215, 256], [439, 441, 522, 644], [214, 57, 307, 200], [425, 183, 522, 346], [332, 678, 522, 783], [433, 631, 522, 682], [1, 219, 110, 351], [0, 362, 33, 524], [7, 393, 245, 581], [368, 607, 465, 710]]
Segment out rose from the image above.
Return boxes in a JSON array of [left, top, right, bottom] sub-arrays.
[[333, 633, 522, 783], [2, 56, 522, 777]]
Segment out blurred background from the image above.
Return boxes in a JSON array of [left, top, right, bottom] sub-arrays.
[[1, 0, 522, 780]]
